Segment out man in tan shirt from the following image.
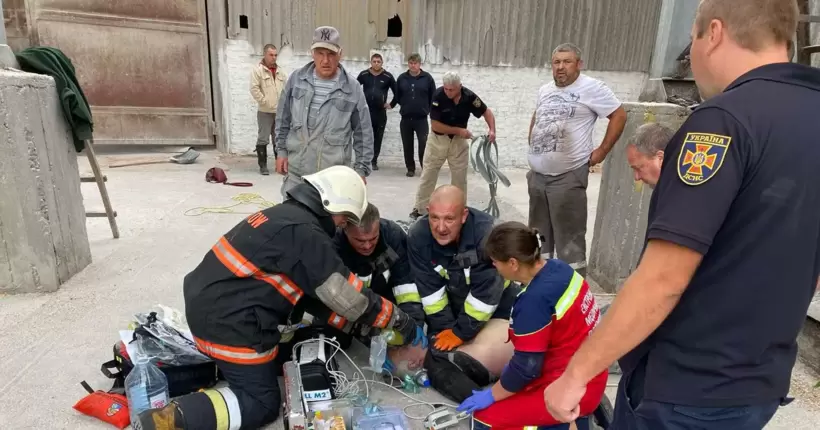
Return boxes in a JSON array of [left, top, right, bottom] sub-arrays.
[[250, 44, 287, 175]]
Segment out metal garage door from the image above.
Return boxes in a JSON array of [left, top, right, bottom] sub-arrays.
[[27, 0, 215, 146]]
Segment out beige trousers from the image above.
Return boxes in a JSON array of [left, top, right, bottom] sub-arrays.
[[413, 133, 470, 214]]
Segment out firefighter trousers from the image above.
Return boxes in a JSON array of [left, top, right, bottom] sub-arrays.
[[173, 356, 281, 430]]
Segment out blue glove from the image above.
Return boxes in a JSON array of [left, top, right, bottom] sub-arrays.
[[383, 357, 396, 373], [456, 388, 495, 413], [412, 325, 428, 349]]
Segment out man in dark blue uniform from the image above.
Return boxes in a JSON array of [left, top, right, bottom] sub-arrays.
[[544, 1, 820, 429], [330, 202, 427, 347], [407, 184, 520, 402], [357, 53, 397, 171]]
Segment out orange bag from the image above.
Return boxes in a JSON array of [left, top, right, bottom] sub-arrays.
[[73, 381, 130, 429]]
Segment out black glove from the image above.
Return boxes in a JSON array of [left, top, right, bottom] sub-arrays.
[[391, 307, 418, 346]]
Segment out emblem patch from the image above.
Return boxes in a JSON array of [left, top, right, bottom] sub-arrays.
[[676, 132, 731, 186], [473, 97, 483, 108]]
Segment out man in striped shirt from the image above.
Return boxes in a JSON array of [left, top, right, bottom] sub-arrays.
[[275, 26, 374, 197]]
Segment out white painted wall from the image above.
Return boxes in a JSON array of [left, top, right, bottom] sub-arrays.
[[222, 39, 647, 169]]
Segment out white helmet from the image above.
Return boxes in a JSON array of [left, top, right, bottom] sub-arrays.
[[303, 165, 368, 224]]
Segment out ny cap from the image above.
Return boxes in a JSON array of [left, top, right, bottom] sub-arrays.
[[311, 26, 341, 53]]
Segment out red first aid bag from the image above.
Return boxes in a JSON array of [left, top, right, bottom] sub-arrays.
[[73, 381, 130, 429]]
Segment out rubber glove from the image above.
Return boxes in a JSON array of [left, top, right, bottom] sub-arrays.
[[412, 325, 428, 349], [456, 388, 495, 413], [433, 329, 463, 351]]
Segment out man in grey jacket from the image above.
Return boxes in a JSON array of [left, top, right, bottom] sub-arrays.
[[274, 26, 374, 196]]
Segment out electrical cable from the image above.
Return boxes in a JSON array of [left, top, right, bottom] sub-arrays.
[[294, 336, 470, 426], [183, 193, 276, 216], [469, 135, 511, 218]]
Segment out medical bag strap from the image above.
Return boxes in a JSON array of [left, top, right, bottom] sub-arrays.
[[223, 180, 254, 187], [100, 360, 122, 380]]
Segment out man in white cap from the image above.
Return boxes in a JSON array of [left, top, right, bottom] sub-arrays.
[[274, 26, 374, 197]]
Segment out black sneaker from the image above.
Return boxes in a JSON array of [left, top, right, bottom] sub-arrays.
[[372, 161, 379, 171], [409, 208, 421, 220], [406, 170, 415, 177]]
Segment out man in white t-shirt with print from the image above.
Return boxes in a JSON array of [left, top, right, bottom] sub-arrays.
[[526, 43, 627, 276]]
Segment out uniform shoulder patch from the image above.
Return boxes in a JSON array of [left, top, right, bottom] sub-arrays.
[[473, 97, 483, 108], [676, 132, 732, 186]]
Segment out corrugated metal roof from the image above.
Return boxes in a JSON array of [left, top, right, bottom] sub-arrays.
[[228, 0, 661, 72]]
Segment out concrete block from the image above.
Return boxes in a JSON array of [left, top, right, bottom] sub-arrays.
[[588, 102, 690, 293], [0, 69, 92, 293]]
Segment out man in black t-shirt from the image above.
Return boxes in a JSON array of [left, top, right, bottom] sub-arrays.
[[410, 71, 496, 219], [544, 1, 820, 429], [357, 53, 397, 171]]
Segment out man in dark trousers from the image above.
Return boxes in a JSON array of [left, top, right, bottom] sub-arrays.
[[390, 53, 436, 177], [357, 53, 397, 171], [544, 1, 820, 429]]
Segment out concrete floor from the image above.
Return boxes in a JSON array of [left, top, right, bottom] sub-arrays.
[[1, 151, 819, 429]]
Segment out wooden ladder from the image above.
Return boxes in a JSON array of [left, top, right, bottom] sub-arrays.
[[81, 139, 119, 239]]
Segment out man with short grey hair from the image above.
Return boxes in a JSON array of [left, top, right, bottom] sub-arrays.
[[250, 44, 287, 175], [626, 123, 675, 187], [275, 26, 374, 196], [409, 71, 496, 219], [526, 42, 627, 276]]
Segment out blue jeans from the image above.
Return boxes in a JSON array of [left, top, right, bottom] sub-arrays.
[[611, 366, 784, 430]]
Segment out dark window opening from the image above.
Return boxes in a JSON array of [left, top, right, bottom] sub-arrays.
[[239, 15, 248, 29], [387, 14, 402, 37]]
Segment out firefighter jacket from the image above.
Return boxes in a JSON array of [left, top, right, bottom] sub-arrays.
[[406, 208, 518, 342], [333, 218, 425, 325], [183, 183, 399, 365]]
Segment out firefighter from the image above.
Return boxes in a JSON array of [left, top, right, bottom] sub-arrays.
[[135, 165, 420, 430], [404, 184, 521, 402], [330, 202, 427, 349], [456, 221, 606, 430]]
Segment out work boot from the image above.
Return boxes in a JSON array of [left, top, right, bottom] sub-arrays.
[[256, 145, 270, 175], [134, 401, 185, 430]]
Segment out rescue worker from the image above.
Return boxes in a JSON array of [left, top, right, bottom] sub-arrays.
[[328, 202, 426, 349], [135, 166, 419, 430], [456, 221, 606, 430], [410, 71, 496, 219], [274, 26, 374, 196], [405, 184, 520, 402], [544, 1, 820, 428]]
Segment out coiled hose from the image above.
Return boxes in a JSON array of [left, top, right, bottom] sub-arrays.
[[469, 134, 511, 218]]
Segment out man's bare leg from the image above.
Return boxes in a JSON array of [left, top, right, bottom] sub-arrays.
[[454, 318, 514, 377]]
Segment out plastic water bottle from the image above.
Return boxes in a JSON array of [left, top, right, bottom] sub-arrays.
[[369, 332, 388, 371], [125, 351, 170, 425]]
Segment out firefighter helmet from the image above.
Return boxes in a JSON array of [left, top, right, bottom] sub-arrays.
[[302, 166, 368, 224]]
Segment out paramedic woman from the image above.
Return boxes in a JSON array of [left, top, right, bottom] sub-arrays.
[[456, 221, 607, 430]]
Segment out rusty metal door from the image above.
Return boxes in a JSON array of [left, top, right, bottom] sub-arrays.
[[27, 0, 214, 146]]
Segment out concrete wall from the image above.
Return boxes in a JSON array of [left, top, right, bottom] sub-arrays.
[[0, 70, 92, 294], [587, 102, 690, 293], [222, 40, 647, 168]]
